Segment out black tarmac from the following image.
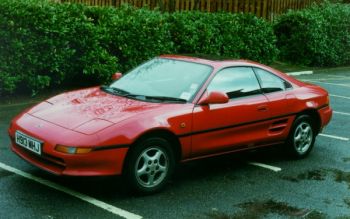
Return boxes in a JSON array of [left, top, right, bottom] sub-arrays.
[[1, 68, 350, 219]]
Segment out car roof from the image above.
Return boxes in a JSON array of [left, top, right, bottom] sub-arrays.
[[159, 54, 304, 87], [159, 54, 262, 68]]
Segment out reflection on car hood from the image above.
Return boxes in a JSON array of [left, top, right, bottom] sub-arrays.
[[27, 87, 162, 130]]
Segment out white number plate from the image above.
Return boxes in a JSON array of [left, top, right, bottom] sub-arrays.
[[15, 131, 42, 155]]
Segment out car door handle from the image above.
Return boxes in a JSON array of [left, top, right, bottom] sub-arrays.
[[257, 105, 268, 112]]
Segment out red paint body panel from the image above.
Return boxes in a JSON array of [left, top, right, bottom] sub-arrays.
[[8, 55, 333, 176], [192, 94, 270, 155]]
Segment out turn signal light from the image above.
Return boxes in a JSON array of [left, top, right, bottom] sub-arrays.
[[76, 147, 93, 154], [55, 145, 92, 154]]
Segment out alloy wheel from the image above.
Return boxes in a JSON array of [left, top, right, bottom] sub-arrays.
[[293, 121, 313, 154], [135, 147, 169, 188]]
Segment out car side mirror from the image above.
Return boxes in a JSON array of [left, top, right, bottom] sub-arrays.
[[198, 91, 229, 105], [112, 72, 122, 81]]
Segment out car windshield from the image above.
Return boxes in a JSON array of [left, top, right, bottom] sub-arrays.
[[108, 58, 212, 102]]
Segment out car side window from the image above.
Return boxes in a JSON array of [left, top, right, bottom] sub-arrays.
[[207, 67, 261, 99], [254, 68, 292, 93]]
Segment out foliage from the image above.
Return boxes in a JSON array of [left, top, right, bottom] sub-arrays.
[[168, 11, 222, 55], [85, 5, 174, 72], [274, 2, 350, 66], [215, 13, 278, 64], [168, 11, 278, 63], [0, 0, 277, 96], [0, 0, 118, 95]]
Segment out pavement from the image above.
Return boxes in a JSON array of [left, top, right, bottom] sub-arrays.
[[1, 68, 350, 219]]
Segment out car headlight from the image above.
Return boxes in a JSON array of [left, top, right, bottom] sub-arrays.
[[55, 145, 92, 154]]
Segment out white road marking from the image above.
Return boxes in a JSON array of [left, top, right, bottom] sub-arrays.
[[305, 80, 350, 88], [319, 133, 349, 141], [325, 74, 350, 79], [330, 94, 350, 100], [0, 162, 142, 219], [334, 111, 350, 116], [248, 162, 282, 172], [302, 210, 315, 218], [286, 71, 313, 76], [302, 78, 350, 81]]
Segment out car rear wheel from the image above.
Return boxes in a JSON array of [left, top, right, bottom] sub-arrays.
[[125, 137, 175, 194], [287, 115, 316, 158]]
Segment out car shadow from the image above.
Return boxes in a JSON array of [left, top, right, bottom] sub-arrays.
[[172, 145, 288, 182], [28, 145, 289, 200]]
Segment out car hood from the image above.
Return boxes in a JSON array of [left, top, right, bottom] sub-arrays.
[[27, 87, 164, 132]]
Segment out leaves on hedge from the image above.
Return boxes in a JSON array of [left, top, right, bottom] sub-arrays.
[[274, 2, 350, 67], [0, 0, 278, 95]]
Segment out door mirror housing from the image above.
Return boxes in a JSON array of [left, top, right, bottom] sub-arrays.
[[198, 91, 229, 105], [112, 72, 122, 81]]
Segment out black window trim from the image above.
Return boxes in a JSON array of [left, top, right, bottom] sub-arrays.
[[204, 66, 264, 101], [252, 67, 293, 94]]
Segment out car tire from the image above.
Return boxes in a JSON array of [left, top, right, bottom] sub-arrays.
[[125, 137, 175, 194], [287, 115, 316, 159]]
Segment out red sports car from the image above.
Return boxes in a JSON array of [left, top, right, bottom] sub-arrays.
[[8, 55, 332, 194]]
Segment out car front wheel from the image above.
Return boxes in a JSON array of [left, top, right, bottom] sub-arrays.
[[125, 137, 175, 194], [287, 115, 316, 158]]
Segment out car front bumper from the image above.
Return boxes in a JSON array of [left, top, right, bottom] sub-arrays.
[[8, 113, 129, 176]]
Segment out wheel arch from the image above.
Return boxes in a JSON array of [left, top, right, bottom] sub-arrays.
[[297, 108, 321, 134], [123, 129, 182, 173]]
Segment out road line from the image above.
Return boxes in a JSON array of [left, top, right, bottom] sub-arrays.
[[302, 78, 350, 81], [319, 134, 349, 141], [334, 111, 350, 116], [325, 74, 350, 79], [330, 94, 350, 100], [302, 210, 315, 218], [248, 162, 282, 172], [287, 71, 313, 76], [0, 162, 142, 219], [305, 80, 350, 88]]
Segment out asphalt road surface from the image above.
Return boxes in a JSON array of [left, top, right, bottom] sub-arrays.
[[1, 68, 350, 219]]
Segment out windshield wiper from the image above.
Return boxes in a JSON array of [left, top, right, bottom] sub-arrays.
[[100, 85, 130, 96], [142, 95, 187, 103], [101, 86, 187, 103]]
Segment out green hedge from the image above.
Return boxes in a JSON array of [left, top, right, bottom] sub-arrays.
[[168, 12, 278, 64], [0, 0, 118, 95], [0, 0, 278, 96], [274, 2, 350, 67], [87, 6, 278, 67], [215, 13, 278, 64], [85, 6, 174, 72]]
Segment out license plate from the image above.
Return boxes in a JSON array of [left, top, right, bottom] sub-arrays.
[[15, 131, 42, 155]]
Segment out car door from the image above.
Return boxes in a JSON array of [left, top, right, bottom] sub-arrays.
[[253, 67, 298, 141], [190, 67, 271, 157]]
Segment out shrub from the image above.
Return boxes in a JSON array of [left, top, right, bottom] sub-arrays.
[[0, 0, 278, 96], [0, 0, 118, 95], [274, 2, 350, 66], [168, 12, 278, 63], [215, 13, 278, 64], [86, 5, 174, 72], [168, 11, 222, 55]]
